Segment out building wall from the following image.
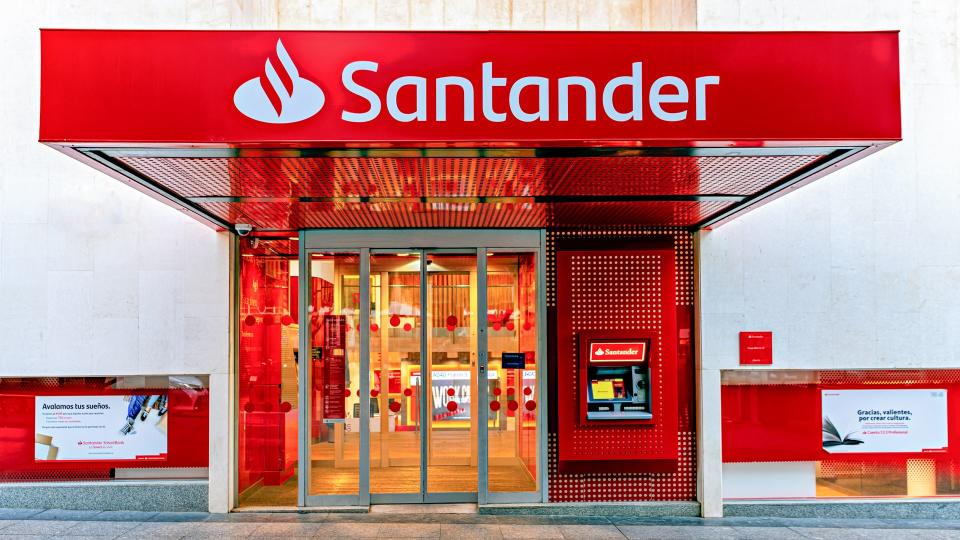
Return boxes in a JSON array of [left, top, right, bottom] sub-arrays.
[[698, 0, 960, 371], [696, 0, 960, 515], [1, 0, 696, 512], [0, 0, 695, 376]]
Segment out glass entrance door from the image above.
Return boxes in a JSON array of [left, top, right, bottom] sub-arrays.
[[298, 231, 544, 507], [424, 252, 478, 498], [369, 251, 422, 499]]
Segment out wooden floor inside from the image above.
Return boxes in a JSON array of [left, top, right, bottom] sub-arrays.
[[310, 463, 536, 495], [241, 429, 537, 505]]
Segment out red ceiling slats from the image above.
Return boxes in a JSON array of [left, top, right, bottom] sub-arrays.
[[112, 153, 829, 229]]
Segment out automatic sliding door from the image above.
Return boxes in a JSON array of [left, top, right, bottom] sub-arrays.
[[485, 252, 540, 499], [297, 230, 545, 508], [303, 251, 366, 505], [369, 252, 422, 498], [425, 252, 479, 497]]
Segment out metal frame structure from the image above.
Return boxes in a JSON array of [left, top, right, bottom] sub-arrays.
[[293, 229, 546, 507]]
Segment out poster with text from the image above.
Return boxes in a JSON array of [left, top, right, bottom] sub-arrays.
[[821, 389, 948, 454], [35, 395, 168, 461]]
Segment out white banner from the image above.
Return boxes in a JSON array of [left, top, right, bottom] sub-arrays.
[[35, 395, 168, 461], [821, 389, 948, 454]]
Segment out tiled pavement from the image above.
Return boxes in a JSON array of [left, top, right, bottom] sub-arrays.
[[0, 507, 959, 538]]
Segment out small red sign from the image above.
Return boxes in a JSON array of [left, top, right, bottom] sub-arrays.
[[589, 341, 647, 363], [739, 332, 773, 365]]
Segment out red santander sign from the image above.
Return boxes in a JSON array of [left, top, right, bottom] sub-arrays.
[[39, 30, 900, 146], [589, 341, 648, 363]]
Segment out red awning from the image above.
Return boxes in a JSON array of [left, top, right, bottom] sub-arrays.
[[40, 30, 901, 231]]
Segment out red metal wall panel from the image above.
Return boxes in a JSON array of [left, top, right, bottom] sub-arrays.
[[547, 228, 695, 501]]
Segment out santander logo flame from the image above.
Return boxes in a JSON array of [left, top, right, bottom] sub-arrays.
[[233, 39, 324, 124]]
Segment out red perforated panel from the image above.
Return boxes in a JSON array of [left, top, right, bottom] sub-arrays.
[[115, 155, 822, 199], [548, 228, 695, 502], [556, 248, 678, 466], [103, 152, 836, 229]]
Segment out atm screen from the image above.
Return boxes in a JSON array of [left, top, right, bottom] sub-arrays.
[[589, 377, 627, 401]]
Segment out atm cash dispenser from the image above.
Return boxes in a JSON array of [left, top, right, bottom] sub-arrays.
[[581, 337, 652, 421]]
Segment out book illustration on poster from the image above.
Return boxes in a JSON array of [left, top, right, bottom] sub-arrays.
[[821, 416, 863, 447], [820, 389, 949, 454]]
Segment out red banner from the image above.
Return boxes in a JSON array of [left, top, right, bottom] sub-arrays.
[[40, 30, 899, 146]]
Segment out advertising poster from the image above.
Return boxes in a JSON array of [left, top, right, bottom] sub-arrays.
[[35, 395, 168, 461], [821, 389, 948, 454], [321, 315, 347, 421], [430, 370, 473, 421]]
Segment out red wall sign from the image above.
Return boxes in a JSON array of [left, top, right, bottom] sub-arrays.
[[39, 30, 900, 146], [739, 331, 773, 365]]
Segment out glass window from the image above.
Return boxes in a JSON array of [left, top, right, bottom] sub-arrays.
[[238, 237, 298, 506], [721, 369, 960, 499]]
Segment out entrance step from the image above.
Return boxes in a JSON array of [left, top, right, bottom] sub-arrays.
[[371, 503, 478, 514]]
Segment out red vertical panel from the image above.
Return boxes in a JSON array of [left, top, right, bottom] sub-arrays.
[[548, 228, 696, 502], [556, 248, 678, 471]]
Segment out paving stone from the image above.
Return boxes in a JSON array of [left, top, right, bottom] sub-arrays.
[[911, 530, 960, 539], [312, 522, 382, 538], [89, 511, 158, 522], [730, 526, 809, 539], [497, 516, 608, 525], [885, 520, 960, 530], [440, 523, 503, 539], [249, 521, 324, 536], [44, 536, 111, 540], [31, 509, 100, 521], [789, 528, 906, 539], [557, 524, 626, 539], [609, 516, 709, 526], [65, 520, 140, 536], [617, 525, 737, 540], [147, 512, 210, 522], [0, 509, 44, 520], [382, 522, 442, 537], [433, 514, 501, 524], [0, 519, 82, 535], [498, 524, 565, 539], [115, 521, 203, 538]]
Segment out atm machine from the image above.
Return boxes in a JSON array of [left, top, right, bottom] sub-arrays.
[[580, 336, 653, 421]]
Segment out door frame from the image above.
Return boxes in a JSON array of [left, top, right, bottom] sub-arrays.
[[298, 229, 547, 507]]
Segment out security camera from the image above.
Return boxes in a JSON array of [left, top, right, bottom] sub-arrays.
[[235, 224, 253, 236]]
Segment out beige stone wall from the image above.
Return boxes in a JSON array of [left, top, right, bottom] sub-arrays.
[[186, 0, 696, 30]]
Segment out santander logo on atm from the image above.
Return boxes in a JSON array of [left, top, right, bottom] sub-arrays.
[[590, 342, 647, 362], [234, 38, 720, 125]]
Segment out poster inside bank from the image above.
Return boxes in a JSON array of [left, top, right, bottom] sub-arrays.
[[821, 389, 948, 454], [35, 395, 168, 461]]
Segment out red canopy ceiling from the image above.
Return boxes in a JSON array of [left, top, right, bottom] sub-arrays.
[[40, 30, 901, 231]]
